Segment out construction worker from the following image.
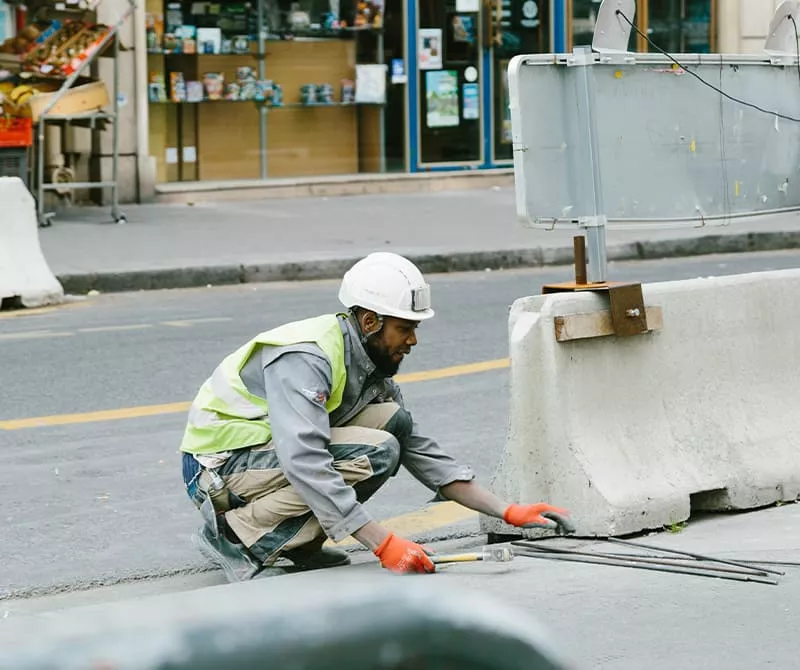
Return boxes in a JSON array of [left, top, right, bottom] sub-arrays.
[[180, 252, 573, 582]]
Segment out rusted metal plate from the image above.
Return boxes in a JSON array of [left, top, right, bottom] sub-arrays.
[[608, 284, 648, 336]]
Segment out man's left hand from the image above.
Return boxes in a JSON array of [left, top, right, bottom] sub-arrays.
[[503, 503, 576, 534]]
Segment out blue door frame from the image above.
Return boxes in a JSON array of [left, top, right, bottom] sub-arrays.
[[406, 0, 566, 173]]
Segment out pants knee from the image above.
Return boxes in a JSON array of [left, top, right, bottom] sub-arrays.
[[383, 406, 413, 446], [372, 434, 401, 479]]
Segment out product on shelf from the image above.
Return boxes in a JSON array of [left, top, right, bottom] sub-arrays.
[[2, 82, 37, 116], [203, 72, 224, 100], [271, 83, 283, 106], [178, 25, 196, 54], [162, 32, 181, 53], [146, 13, 164, 52], [288, 3, 311, 31], [341, 79, 355, 104], [197, 28, 221, 55], [224, 82, 240, 100], [299, 83, 317, 105], [170, 71, 186, 102], [317, 83, 334, 104], [300, 83, 337, 105], [235, 65, 257, 100], [186, 80, 204, 102], [149, 72, 168, 102], [20, 20, 110, 76], [354, 1, 383, 28], [0, 21, 61, 57]]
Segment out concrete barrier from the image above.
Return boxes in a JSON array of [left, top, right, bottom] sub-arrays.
[[481, 269, 800, 539], [0, 571, 570, 670], [0, 177, 63, 308]]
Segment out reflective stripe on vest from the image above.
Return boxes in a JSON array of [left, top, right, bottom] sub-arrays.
[[180, 314, 347, 456]]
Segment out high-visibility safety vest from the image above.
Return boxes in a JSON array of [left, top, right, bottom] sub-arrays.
[[180, 314, 348, 456]]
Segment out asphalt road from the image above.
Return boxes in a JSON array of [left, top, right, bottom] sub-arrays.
[[1, 250, 799, 599]]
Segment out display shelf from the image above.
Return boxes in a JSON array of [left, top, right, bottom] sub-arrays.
[[146, 0, 388, 180], [26, 0, 135, 226], [147, 100, 383, 108]]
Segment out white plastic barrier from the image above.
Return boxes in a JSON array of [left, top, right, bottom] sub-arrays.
[[481, 269, 800, 538], [0, 176, 63, 307]]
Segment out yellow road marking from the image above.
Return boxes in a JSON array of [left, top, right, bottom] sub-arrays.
[[0, 301, 89, 319], [0, 358, 510, 431], [397, 358, 509, 383], [0, 330, 74, 341], [327, 501, 478, 548], [0, 402, 193, 430], [161, 318, 233, 327], [78, 324, 153, 333]]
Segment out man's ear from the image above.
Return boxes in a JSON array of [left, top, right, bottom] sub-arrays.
[[360, 310, 381, 335]]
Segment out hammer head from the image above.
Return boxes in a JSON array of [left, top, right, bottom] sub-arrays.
[[485, 546, 514, 562]]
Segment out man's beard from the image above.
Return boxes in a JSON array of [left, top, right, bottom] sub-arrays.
[[364, 338, 403, 377]]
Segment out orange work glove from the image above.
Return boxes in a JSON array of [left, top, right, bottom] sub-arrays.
[[503, 503, 576, 534], [374, 532, 436, 574]]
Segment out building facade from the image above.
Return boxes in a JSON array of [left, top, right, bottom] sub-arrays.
[[1, 0, 790, 202]]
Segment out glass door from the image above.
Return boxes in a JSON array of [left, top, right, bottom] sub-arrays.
[[416, 0, 482, 166], [491, 0, 551, 162]]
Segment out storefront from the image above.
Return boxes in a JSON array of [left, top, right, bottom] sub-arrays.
[[143, 0, 719, 180], [143, 0, 564, 184], [1, 0, 727, 195], [144, 0, 398, 182], [408, 0, 560, 172]]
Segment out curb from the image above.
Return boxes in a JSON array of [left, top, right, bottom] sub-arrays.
[[55, 230, 800, 295]]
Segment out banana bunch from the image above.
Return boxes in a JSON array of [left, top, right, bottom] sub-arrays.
[[3, 83, 37, 116]]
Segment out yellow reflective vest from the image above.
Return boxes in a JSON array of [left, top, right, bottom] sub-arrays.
[[180, 314, 347, 456]]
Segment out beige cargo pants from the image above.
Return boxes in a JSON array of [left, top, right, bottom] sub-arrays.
[[192, 402, 408, 566]]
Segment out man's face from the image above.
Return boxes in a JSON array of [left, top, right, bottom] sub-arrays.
[[364, 316, 419, 376]]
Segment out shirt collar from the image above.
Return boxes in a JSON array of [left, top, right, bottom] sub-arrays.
[[340, 313, 378, 378]]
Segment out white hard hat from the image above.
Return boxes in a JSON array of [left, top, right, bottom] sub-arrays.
[[338, 252, 435, 321]]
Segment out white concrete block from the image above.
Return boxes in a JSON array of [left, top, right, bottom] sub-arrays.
[[481, 270, 800, 538], [0, 177, 64, 307]]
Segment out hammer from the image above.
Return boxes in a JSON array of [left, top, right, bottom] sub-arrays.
[[431, 546, 514, 566]]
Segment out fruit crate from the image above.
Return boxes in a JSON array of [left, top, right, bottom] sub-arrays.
[[0, 147, 29, 187], [0, 117, 33, 148]]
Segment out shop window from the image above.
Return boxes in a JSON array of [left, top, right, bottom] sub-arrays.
[[570, 0, 715, 54], [145, 0, 393, 182], [647, 0, 715, 53], [417, 0, 481, 165], [492, 0, 550, 162]]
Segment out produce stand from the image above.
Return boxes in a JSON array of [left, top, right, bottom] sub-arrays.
[[0, 0, 135, 226]]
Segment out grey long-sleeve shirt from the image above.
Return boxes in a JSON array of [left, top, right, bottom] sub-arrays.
[[247, 313, 474, 542]]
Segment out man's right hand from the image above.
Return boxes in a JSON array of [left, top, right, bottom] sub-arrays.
[[373, 532, 435, 574]]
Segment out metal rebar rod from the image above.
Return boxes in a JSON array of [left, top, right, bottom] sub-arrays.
[[511, 542, 766, 577], [512, 547, 779, 585], [605, 537, 785, 577], [583, 550, 800, 568]]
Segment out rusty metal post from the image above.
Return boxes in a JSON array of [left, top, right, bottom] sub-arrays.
[[574, 235, 587, 285]]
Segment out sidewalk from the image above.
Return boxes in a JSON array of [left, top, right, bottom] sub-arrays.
[[2, 503, 799, 669], [38, 187, 800, 294]]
